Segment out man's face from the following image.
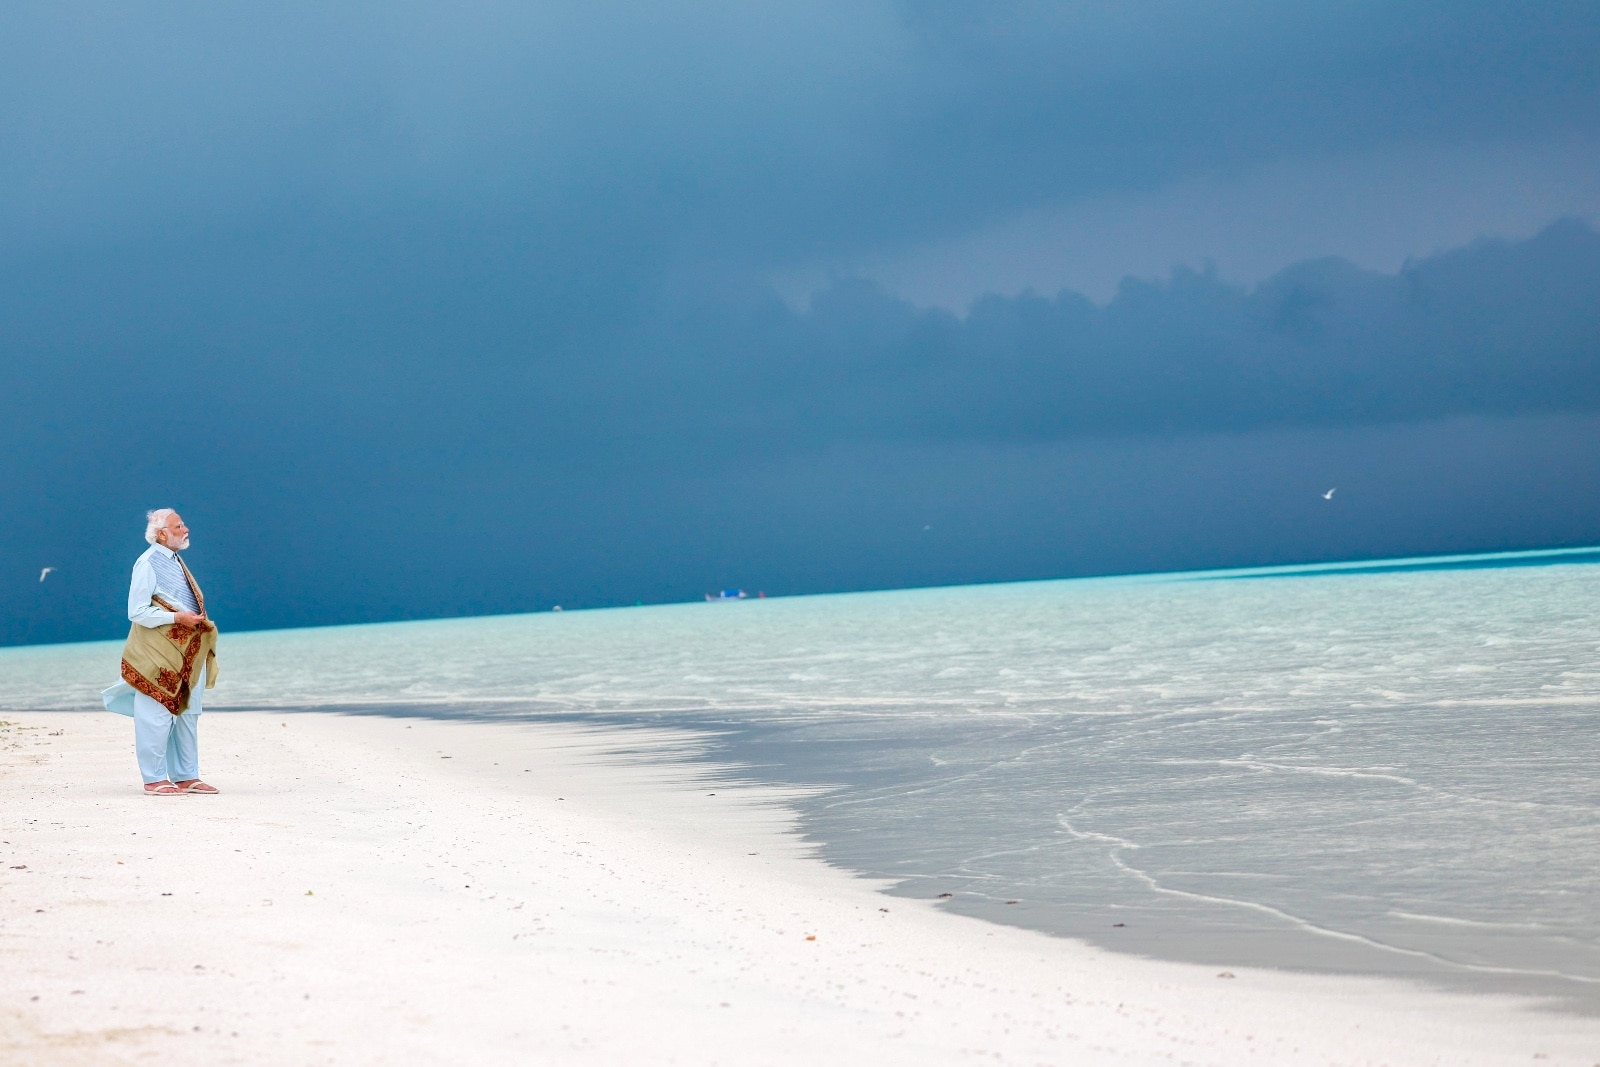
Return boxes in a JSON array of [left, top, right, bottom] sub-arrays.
[[159, 513, 190, 551]]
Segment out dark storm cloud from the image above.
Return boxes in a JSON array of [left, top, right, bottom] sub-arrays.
[[4, 213, 1597, 646], [3, 2, 1599, 647], [734, 220, 1600, 442], [480, 220, 1598, 458], [3, 2, 1597, 260]]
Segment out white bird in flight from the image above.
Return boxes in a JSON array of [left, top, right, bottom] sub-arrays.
[[39, 567, 54, 582], [1322, 488, 1337, 500]]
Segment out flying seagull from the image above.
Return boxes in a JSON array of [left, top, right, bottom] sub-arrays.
[[1322, 488, 1336, 500], [39, 567, 54, 582]]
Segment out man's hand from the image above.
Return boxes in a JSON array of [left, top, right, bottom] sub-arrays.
[[175, 611, 206, 628]]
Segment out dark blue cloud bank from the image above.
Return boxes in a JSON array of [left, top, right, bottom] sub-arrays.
[[2, 2, 1598, 646]]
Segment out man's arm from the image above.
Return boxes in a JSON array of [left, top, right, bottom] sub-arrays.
[[127, 556, 175, 628]]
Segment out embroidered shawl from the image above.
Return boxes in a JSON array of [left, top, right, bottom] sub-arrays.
[[119, 558, 219, 715]]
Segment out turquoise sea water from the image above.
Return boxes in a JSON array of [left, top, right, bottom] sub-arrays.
[[6, 548, 1599, 1009]]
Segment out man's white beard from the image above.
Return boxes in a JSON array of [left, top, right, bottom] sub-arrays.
[[167, 535, 190, 551]]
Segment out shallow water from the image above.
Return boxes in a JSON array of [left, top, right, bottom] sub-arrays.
[[7, 549, 1600, 1009]]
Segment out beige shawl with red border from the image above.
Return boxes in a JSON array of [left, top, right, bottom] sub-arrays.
[[119, 559, 219, 715]]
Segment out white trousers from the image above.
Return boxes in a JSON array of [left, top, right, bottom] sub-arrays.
[[133, 666, 205, 784]]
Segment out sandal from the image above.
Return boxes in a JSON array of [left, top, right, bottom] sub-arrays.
[[144, 781, 182, 796], [176, 780, 219, 794]]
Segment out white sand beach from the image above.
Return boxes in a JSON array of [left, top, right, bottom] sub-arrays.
[[3, 709, 1597, 1066]]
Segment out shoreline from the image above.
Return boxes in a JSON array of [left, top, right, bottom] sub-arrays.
[[4, 709, 1598, 1065]]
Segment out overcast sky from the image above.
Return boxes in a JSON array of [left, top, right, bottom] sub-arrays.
[[3, 1, 1599, 646]]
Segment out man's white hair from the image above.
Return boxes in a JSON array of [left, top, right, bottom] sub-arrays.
[[144, 508, 177, 545]]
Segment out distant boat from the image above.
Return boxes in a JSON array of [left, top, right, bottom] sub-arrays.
[[705, 589, 748, 602]]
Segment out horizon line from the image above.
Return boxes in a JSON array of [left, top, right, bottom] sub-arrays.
[[5, 542, 1598, 655]]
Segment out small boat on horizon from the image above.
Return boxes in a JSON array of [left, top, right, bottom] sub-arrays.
[[705, 589, 749, 602]]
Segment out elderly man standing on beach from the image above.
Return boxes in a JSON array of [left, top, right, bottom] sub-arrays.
[[101, 509, 220, 796]]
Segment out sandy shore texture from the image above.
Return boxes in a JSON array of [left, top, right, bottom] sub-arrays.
[[2, 710, 1597, 1066]]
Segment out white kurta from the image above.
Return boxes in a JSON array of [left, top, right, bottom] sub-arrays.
[[107, 540, 210, 782]]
